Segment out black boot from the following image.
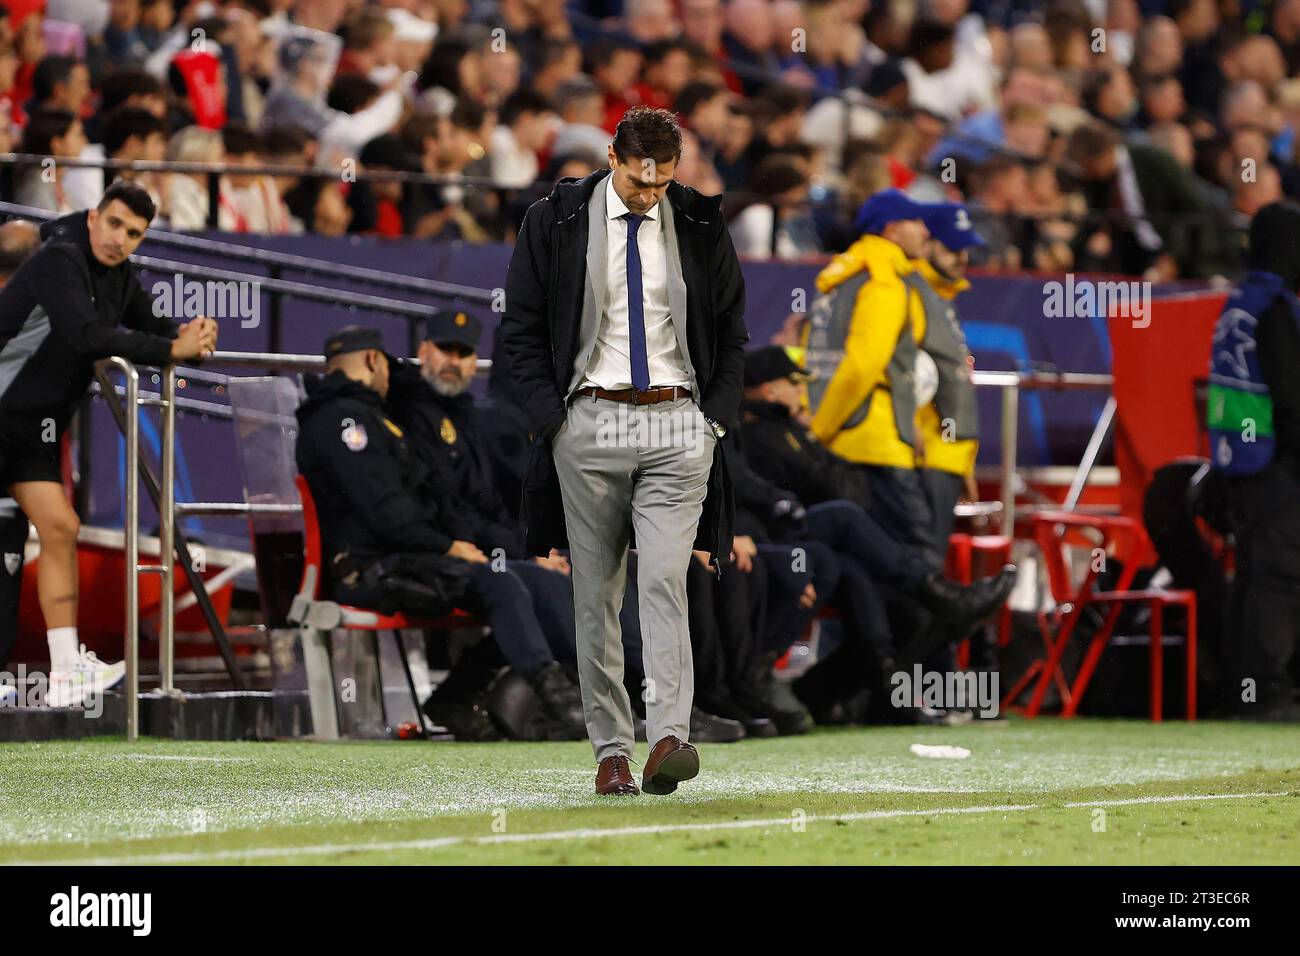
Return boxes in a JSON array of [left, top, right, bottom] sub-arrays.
[[527, 662, 587, 740], [697, 693, 778, 738], [689, 706, 746, 743], [422, 692, 502, 741], [916, 565, 1017, 622], [735, 655, 813, 735]]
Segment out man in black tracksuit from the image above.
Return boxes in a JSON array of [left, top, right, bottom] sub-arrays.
[[0, 182, 215, 702], [386, 307, 579, 667], [1226, 203, 1300, 720], [0, 219, 42, 677], [294, 326, 586, 741]]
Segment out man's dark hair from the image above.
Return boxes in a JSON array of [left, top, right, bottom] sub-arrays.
[[642, 38, 692, 67], [419, 34, 473, 94], [327, 74, 381, 114], [262, 124, 314, 158], [612, 106, 683, 166], [751, 84, 810, 120], [222, 123, 263, 157], [501, 88, 551, 126], [674, 81, 724, 119], [970, 153, 1026, 195], [20, 109, 78, 155], [746, 155, 806, 195], [32, 56, 79, 105], [98, 70, 166, 116], [537, 35, 579, 69], [450, 96, 489, 132], [586, 35, 640, 73], [907, 17, 956, 58], [101, 106, 166, 157], [1065, 120, 1121, 167], [98, 179, 158, 222]]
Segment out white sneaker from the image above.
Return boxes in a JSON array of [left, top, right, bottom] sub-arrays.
[[47, 647, 126, 708]]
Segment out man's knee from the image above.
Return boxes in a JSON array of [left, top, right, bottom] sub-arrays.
[[35, 506, 79, 547]]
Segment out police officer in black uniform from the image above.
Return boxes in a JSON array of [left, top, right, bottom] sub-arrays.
[[294, 326, 586, 740], [386, 308, 580, 668]]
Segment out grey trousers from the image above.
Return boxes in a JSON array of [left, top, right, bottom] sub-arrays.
[[552, 394, 716, 762]]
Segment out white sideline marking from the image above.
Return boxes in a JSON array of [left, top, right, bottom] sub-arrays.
[[24, 791, 1288, 866], [120, 755, 252, 763]]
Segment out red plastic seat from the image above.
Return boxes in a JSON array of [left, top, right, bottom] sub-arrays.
[[293, 474, 477, 631], [1011, 511, 1197, 722]]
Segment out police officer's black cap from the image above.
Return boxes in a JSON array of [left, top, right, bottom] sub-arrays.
[[744, 345, 812, 387], [324, 325, 386, 359], [423, 308, 482, 352]]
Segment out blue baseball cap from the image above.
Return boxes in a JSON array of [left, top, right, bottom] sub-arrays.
[[853, 188, 930, 236], [921, 201, 986, 252]]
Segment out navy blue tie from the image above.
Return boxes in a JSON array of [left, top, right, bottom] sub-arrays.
[[624, 212, 650, 391]]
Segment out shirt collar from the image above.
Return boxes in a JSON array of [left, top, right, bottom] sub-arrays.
[[606, 171, 660, 222]]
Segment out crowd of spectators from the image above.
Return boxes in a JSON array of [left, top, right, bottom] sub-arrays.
[[3, 0, 1300, 278]]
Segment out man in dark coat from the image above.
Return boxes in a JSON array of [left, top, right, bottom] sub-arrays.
[[500, 107, 748, 796], [294, 326, 586, 741], [387, 307, 579, 668]]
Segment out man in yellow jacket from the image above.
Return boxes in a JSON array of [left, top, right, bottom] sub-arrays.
[[803, 189, 940, 569], [912, 201, 984, 549]]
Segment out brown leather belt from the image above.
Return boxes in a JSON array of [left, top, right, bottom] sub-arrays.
[[576, 385, 692, 405]]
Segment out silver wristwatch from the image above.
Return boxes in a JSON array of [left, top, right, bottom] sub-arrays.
[[702, 415, 727, 439]]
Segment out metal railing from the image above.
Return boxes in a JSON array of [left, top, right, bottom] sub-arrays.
[[971, 369, 1116, 533], [92, 349, 1113, 739]]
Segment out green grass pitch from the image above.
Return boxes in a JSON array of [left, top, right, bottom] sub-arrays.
[[1, 719, 1297, 865]]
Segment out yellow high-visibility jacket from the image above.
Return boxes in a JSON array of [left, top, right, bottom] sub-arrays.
[[912, 259, 979, 478], [806, 234, 925, 469]]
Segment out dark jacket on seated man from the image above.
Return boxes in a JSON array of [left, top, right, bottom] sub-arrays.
[[739, 398, 872, 513], [387, 359, 527, 559], [294, 366, 473, 611]]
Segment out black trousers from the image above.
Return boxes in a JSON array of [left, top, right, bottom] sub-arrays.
[[861, 465, 944, 573], [921, 468, 964, 555], [335, 555, 556, 677], [756, 541, 840, 656], [687, 551, 768, 703], [1228, 465, 1300, 711]]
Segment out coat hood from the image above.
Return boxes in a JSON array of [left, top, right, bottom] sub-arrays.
[[1248, 201, 1300, 290], [814, 233, 914, 294], [296, 369, 384, 423], [39, 209, 92, 251]]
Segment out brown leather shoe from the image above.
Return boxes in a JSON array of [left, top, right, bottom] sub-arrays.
[[595, 755, 640, 796], [641, 735, 699, 795]]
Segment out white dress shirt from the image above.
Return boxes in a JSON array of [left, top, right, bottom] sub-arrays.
[[580, 174, 691, 390]]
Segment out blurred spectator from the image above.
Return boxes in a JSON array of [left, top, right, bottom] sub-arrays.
[[220, 123, 293, 233], [965, 154, 1026, 271], [163, 124, 223, 229], [490, 88, 550, 188], [588, 35, 641, 131], [30, 55, 90, 116], [1066, 119, 1228, 280], [901, 17, 996, 123], [728, 153, 820, 259], [15, 108, 87, 213]]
